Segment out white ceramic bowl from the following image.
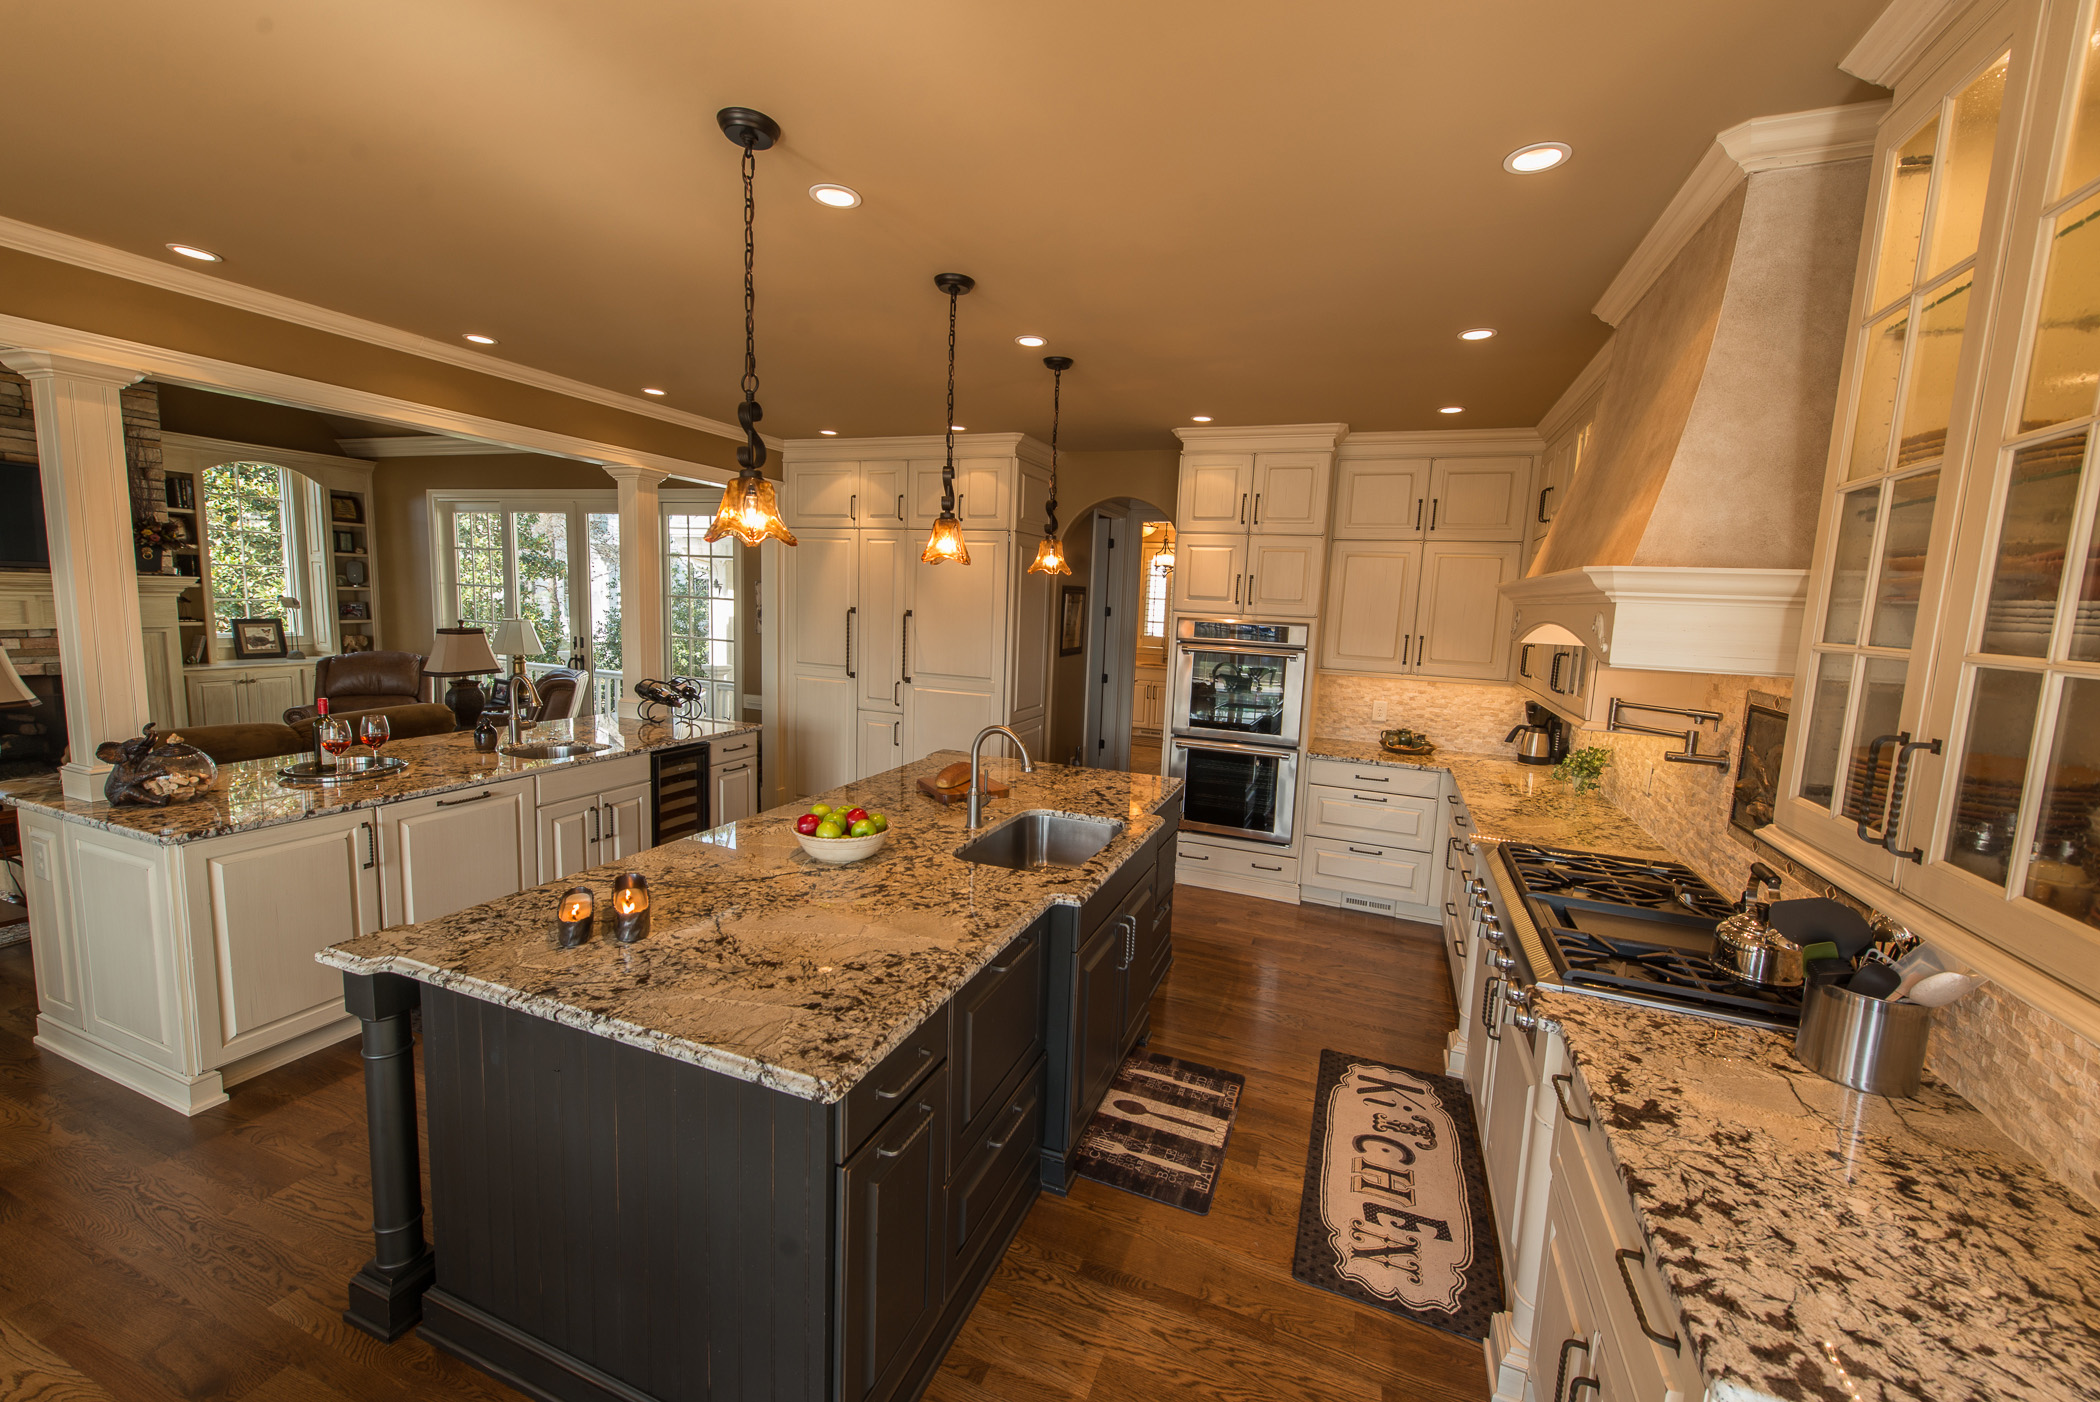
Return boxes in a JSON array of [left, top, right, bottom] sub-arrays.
[[796, 828, 888, 865]]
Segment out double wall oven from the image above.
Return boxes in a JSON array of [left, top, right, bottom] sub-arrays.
[[1166, 618, 1308, 846]]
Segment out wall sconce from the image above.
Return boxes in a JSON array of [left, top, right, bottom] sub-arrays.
[[610, 873, 651, 943], [556, 888, 595, 948]]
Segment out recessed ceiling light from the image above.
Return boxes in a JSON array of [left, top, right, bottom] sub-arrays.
[[166, 243, 221, 262], [642, 387, 666, 396], [1504, 142, 1571, 174], [1460, 327, 1497, 341], [820, 429, 838, 436], [1015, 335, 1046, 347], [1439, 405, 1465, 415], [809, 183, 861, 208], [463, 333, 496, 345], [1192, 415, 1213, 423]]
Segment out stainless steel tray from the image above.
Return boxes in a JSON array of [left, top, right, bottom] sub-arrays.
[[277, 756, 408, 786]]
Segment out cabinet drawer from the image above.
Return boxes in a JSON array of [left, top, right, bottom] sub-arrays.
[[840, 1004, 951, 1163], [1304, 785, 1437, 850], [535, 752, 649, 807], [711, 730, 758, 762], [1303, 836, 1434, 904], [946, 1059, 1042, 1288], [1305, 757, 1442, 797], [1175, 838, 1297, 884], [951, 922, 1045, 1164]]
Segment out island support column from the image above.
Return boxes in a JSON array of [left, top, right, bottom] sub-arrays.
[[342, 970, 436, 1341]]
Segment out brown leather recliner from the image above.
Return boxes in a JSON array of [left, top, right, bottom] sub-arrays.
[[284, 650, 426, 724], [531, 669, 585, 722]]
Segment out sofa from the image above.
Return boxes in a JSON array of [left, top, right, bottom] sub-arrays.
[[283, 650, 427, 725], [173, 702, 459, 767]]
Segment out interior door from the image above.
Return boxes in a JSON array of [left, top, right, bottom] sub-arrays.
[[857, 529, 905, 712], [1175, 454, 1254, 531], [1320, 541, 1421, 672], [787, 461, 859, 527], [1332, 456, 1430, 539], [1415, 542, 1520, 680], [1170, 533, 1248, 613], [783, 528, 859, 797], [1426, 457, 1533, 541], [1246, 537, 1324, 619], [1250, 451, 1329, 534]]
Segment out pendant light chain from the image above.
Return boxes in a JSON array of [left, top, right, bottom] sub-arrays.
[[741, 141, 758, 402], [1046, 362, 1061, 536], [942, 285, 958, 513], [706, 107, 793, 546]]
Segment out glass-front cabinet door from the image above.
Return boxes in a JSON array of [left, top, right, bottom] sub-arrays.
[[1904, 0, 2100, 1001], [1780, 21, 2027, 884]]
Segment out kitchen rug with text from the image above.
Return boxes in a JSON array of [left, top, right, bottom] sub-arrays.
[[1290, 1050, 1504, 1340], [1071, 1051, 1244, 1214]]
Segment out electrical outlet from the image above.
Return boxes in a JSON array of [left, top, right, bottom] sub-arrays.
[[1372, 699, 1388, 722], [32, 844, 48, 881]]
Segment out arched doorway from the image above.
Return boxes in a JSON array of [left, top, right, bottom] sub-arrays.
[[1051, 496, 1172, 771]]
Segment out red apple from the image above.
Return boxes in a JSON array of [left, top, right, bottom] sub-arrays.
[[843, 807, 870, 825], [795, 813, 822, 836]]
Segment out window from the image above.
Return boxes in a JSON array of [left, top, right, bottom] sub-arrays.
[[1141, 522, 1175, 643], [666, 510, 737, 718], [201, 460, 325, 645]]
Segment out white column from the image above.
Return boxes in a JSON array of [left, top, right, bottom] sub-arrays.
[[1, 351, 150, 801], [603, 464, 667, 718]]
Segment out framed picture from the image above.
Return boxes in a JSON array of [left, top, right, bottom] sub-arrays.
[[333, 530, 358, 554], [230, 617, 288, 660], [1730, 702, 1790, 835], [330, 494, 365, 523], [339, 601, 371, 621], [1059, 586, 1088, 657]]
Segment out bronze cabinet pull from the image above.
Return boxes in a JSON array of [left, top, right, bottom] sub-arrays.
[[436, 789, 494, 807], [1852, 733, 1904, 844], [360, 821, 376, 870], [1614, 1247, 1682, 1351], [1430, 498, 1439, 530], [901, 610, 913, 682], [1883, 736, 1943, 863], [985, 1096, 1029, 1151], [845, 606, 855, 678], [1553, 1337, 1591, 1402], [874, 1099, 936, 1158], [1252, 492, 1261, 525], [1550, 1073, 1590, 1127], [872, 1045, 934, 1100], [1538, 485, 1555, 523]]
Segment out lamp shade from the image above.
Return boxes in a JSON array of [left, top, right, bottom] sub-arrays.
[[425, 626, 501, 676], [487, 617, 544, 658], [0, 646, 37, 708]]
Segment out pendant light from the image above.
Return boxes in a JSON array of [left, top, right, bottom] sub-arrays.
[[1027, 355, 1074, 576], [705, 107, 797, 548], [921, 273, 975, 565]]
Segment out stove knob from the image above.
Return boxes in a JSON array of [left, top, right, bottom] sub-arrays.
[[1504, 987, 1531, 1007], [1492, 952, 1517, 973], [1512, 1009, 1540, 1033]]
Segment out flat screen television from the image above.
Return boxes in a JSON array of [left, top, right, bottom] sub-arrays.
[[0, 461, 50, 568]]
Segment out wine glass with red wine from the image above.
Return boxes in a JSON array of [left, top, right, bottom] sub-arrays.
[[360, 714, 390, 754]]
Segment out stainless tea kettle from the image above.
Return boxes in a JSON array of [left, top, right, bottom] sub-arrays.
[[1506, 722, 1556, 765]]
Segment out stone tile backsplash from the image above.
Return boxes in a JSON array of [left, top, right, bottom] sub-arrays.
[[1311, 673, 1531, 754]]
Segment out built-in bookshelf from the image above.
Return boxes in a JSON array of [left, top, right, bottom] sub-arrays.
[[329, 488, 379, 653], [162, 468, 209, 663]]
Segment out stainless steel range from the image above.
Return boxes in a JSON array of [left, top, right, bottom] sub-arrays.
[[1498, 843, 1804, 1030]]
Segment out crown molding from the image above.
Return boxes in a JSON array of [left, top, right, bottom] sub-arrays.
[[1841, 0, 1971, 86], [1336, 427, 1545, 457], [0, 213, 775, 450], [779, 431, 1051, 464], [163, 430, 373, 477], [336, 434, 520, 458], [1535, 339, 1616, 444], [1173, 422, 1350, 453], [0, 311, 729, 485], [1592, 102, 1888, 327]]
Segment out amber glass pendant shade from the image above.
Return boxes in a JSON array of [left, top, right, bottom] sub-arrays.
[[1027, 535, 1070, 576], [921, 512, 971, 565], [705, 474, 797, 547]]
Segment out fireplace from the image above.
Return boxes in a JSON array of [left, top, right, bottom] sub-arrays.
[[0, 671, 65, 780]]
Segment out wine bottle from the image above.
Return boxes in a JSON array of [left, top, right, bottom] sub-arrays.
[[312, 697, 330, 773]]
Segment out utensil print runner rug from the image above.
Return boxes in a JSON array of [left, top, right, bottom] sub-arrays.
[[1071, 1051, 1245, 1214], [1291, 1050, 1505, 1340]]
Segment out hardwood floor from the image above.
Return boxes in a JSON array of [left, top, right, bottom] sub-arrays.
[[0, 887, 1483, 1402]]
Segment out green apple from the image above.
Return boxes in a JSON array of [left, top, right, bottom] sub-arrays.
[[809, 803, 834, 818], [849, 818, 876, 838], [816, 820, 846, 839], [868, 813, 889, 833]]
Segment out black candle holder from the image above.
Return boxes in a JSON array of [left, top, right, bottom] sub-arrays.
[[610, 872, 650, 944], [556, 887, 595, 948]]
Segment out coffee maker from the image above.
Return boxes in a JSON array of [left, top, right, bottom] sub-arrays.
[[1505, 701, 1570, 766]]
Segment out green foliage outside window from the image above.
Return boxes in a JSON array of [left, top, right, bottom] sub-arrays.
[[203, 462, 291, 634]]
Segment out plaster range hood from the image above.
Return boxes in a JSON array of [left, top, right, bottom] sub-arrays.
[[1504, 565, 1808, 675]]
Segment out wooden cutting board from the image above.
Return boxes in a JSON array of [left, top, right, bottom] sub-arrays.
[[917, 775, 1012, 804]]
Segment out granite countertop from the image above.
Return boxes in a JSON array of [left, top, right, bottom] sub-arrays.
[[320, 752, 1182, 1104], [1536, 990, 2100, 1402], [1307, 737, 1671, 860], [0, 715, 761, 845]]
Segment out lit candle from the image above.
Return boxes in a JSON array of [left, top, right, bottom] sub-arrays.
[[610, 872, 650, 944], [556, 887, 594, 948]]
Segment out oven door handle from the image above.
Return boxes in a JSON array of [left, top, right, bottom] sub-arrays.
[[1170, 737, 1299, 759], [1174, 642, 1308, 661]]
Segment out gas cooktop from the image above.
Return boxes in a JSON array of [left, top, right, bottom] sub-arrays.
[[1499, 844, 1803, 1030]]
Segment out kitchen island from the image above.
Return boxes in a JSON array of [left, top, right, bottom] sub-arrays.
[[318, 751, 1182, 1402], [0, 714, 760, 1112]]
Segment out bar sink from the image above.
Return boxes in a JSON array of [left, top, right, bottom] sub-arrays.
[[499, 742, 613, 760], [956, 811, 1122, 871]]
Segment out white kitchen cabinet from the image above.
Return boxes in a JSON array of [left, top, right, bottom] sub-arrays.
[[856, 529, 907, 713], [906, 534, 1010, 760], [1297, 764, 1446, 919], [909, 456, 1012, 532], [787, 462, 861, 527], [711, 749, 757, 825], [1132, 665, 1167, 735], [1320, 542, 1421, 671], [781, 527, 861, 797], [1415, 542, 1521, 680], [859, 710, 905, 779], [380, 778, 535, 928], [1425, 456, 1533, 541], [601, 782, 648, 861], [1175, 454, 1255, 531], [183, 661, 314, 726], [1246, 536, 1324, 618], [537, 793, 599, 884], [537, 754, 655, 878], [862, 463, 907, 525], [1332, 456, 1432, 539], [1169, 533, 1249, 612], [1250, 451, 1331, 535]]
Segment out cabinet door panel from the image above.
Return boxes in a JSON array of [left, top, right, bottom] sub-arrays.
[[245, 670, 301, 725], [1171, 534, 1248, 613], [909, 458, 1007, 530], [1250, 451, 1329, 534], [910, 537, 1008, 688], [1334, 457, 1429, 539], [1320, 542, 1420, 672], [1415, 542, 1519, 680], [384, 783, 533, 927], [1427, 457, 1532, 541], [861, 463, 907, 524], [954, 923, 1045, 1144], [1176, 455, 1254, 531], [712, 756, 756, 824], [857, 530, 906, 712], [1114, 863, 1158, 1044], [188, 675, 243, 727], [787, 462, 860, 527], [784, 529, 859, 797], [1071, 923, 1126, 1141], [536, 793, 598, 883], [859, 711, 905, 779], [840, 1064, 947, 1402], [1246, 537, 1324, 618], [1304, 786, 1437, 847], [600, 782, 650, 861]]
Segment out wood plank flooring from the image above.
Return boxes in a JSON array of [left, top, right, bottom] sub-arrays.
[[0, 886, 1484, 1402]]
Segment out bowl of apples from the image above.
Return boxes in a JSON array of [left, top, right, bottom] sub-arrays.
[[794, 802, 890, 864]]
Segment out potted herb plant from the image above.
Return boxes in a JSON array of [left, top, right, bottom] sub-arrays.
[[1553, 745, 1613, 794]]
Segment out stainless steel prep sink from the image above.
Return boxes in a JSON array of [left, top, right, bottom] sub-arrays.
[[956, 811, 1122, 871], [499, 741, 613, 760]]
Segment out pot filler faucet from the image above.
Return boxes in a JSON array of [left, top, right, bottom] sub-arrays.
[[968, 725, 1035, 830]]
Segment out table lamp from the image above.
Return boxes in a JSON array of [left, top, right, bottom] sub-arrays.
[[426, 625, 501, 728], [0, 647, 37, 710], [487, 617, 544, 722]]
